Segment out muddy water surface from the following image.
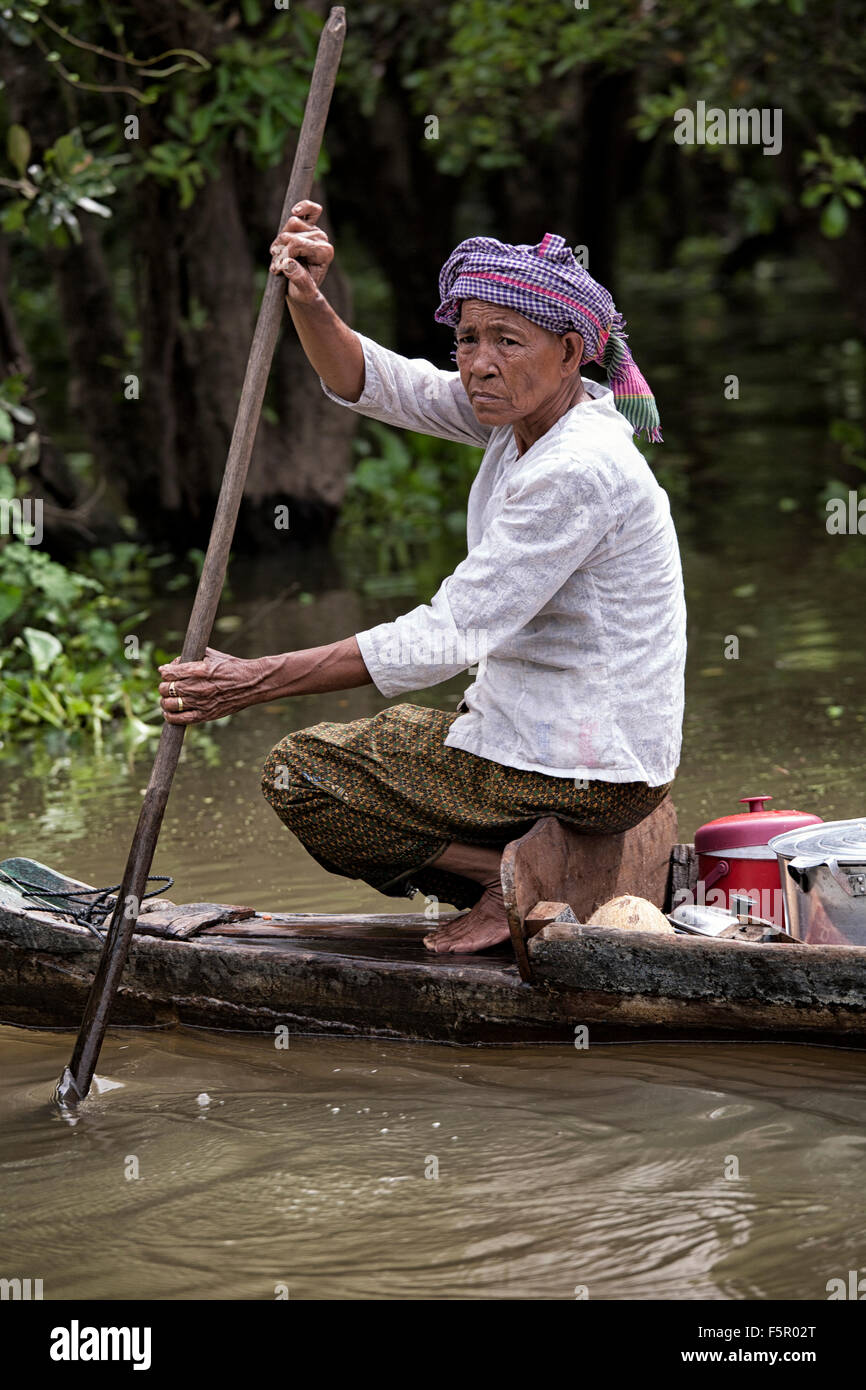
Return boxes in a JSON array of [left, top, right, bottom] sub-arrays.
[[2, 1028, 865, 1300]]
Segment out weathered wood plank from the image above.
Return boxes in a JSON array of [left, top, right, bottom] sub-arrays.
[[135, 902, 255, 938], [0, 901, 559, 1041], [529, 922, 866, 1035], [200, 911, 461, 939], [667, 842, 698, 912], [1, 893, 865, 1043]]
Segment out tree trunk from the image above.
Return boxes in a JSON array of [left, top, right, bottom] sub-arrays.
[[0, 5, 360, 556], [327, 73, 462, 362]]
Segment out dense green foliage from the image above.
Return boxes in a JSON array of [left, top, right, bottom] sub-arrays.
[[0, 0, 320, 233], [341, 0, 866, 229], [336, 423, 480, 599], [4, 1, 864, 239], [0, 538, 161, 744], [0, 371, 207, 743]]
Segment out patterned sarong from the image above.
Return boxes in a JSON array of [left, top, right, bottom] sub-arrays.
[[262, 704, 671, 910]]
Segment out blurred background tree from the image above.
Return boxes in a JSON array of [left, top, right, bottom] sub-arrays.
[[1, 0, 864, 561]]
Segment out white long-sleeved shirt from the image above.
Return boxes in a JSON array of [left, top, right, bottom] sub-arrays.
[[321, 334, 686, 785]]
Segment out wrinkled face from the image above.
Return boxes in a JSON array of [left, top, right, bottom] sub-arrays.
[[454, 299, 584, 424]]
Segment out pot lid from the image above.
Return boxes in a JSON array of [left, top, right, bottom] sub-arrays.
[[768, 818, 866, 862], [695, 796, 822, 852]]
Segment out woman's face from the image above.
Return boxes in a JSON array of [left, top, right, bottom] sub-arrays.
[[455, 299, 584, 425]]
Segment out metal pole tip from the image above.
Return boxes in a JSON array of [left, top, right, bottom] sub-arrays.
[[54, 1067, 84, 1108]]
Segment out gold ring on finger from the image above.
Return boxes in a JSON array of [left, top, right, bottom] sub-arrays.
[[169, 681, 176, 697], [177, 696, 184, 712]]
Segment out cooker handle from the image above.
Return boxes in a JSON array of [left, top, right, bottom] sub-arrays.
[[824, 856, 863, 896], [785, 852, 826, 891], [701, 859, 729, 890]]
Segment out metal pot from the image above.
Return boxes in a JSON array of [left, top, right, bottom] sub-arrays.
[[768, 820, 866, 946], [694, 795, 822, 925]]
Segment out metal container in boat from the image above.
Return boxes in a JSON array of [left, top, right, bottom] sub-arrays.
[[769, 819, 866, 946]]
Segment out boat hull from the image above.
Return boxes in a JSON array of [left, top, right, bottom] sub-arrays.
[[2, 896, 866, 1046], [0, 905, 577, 1043]]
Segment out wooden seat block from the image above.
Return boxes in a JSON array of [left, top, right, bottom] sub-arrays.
[[502, 798, 678, 980]]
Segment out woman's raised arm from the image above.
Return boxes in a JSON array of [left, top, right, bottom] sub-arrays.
[[270, 198, 365, 402]]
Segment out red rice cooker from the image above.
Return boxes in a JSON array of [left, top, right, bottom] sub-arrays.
[[694, 795, 823, 926]]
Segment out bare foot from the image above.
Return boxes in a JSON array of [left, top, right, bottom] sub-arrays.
[[423, 878, 510, 954]]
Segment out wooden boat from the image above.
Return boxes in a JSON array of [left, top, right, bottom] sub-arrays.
[[2, 800, 865, 1046]]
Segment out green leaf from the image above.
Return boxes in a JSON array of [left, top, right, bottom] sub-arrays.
[[0, 582, 23, 625], [50, 132, 80, 176], [1, 201, 29, 233], [256, 108, 275, 154], [6, 123, 31, 176], [240, 0, 262, 25], [800, 183, 829, 208], [190, 105, 213, 144], [820, 196, 848, 238], [22, 626, 63, 673]]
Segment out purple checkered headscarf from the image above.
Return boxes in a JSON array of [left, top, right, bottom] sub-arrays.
[[434, 232, 662, 443]]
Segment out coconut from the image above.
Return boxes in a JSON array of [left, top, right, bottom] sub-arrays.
[[586, 894, 674, 933]]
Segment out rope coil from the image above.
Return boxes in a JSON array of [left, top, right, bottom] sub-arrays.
[[0, 868, 174, 942]]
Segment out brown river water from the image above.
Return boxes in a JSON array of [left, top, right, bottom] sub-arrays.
[[1, 269, 865, 1299]]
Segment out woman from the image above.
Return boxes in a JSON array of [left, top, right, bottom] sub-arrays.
[[159, 202, 686, 956]]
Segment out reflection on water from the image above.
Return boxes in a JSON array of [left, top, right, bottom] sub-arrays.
[[2, 1027, 865, 1300], [1, 266, 865, 1300]]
